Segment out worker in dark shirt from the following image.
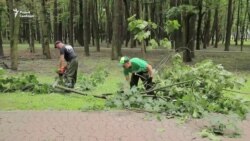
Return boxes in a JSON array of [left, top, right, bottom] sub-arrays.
[[55, 41, 78, 88]]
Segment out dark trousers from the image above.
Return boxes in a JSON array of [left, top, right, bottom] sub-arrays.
[[130, 72, 154, 95], [65, 57, 78, 88]]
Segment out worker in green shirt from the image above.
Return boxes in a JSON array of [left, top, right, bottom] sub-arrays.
[[120, 56, 154, 94]]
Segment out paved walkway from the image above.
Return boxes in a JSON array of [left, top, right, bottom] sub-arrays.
[[0, 111, 249, 141]]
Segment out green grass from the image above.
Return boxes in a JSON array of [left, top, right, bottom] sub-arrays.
[[0, 92, 105, 111], [224, 73, 250, 101], [0, 66, 122, 111]]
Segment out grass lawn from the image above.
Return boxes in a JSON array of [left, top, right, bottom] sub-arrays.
[[1, 43, 250, 111]]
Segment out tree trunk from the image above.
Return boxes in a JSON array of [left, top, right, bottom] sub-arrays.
[[196, 0, 203, 50], [225, 0, 234, 51], [77, 0, 84, 46], [41, 0, 51, 59], [234, 0, 241, 46], [214, 6, 219, 48], [111, 0, 123, 60], [69, 0, 74, 46], [170, 0, 183, 50], [29, 19, 35, 53], [240, 0, 249, 51], [93, 0, 100, 52], [83, 0, 90, 56], [182, 0, 196, 62], [53, 0, 59, 42], [0, 4, 4, 57], [123, 0, 130, 47], [7, 0, 20, 70], [203, 9, 211, 49], [105, 0, 112, 45]]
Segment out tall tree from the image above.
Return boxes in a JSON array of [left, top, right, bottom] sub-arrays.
[[76, 0, 84, 46], [83, 0, 90, 56], [234, 0, 241, 45], [40, 0, 51, 58], [93, 0, 100, 51], [170, 0, 183, 50], [203, 9, 211, 49], [213, 5, 220, 48], [196, 0, 203, 50], [7, 0, 20, 70], [111, 0, 123, 59], [224, 0, 234, 51], [0, 2, 4, 57], [104, 0, 112, 45], [53, 0, 59, 42], [69, 0, 74, 46], [240, 0, 249, 51]]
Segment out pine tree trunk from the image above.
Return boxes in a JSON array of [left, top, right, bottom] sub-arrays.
[[234, 0, 241, 46], [0, 4, 4, 57], [41, 0, 51, 59], [240, 0, 249, 51], [196, 0, 203, 50], [214, 6, 219, 48], [83, 0, 90, 56], [203, 10, 211, 49], [7, 0, 20, 70], [94, 0, 100, 52], [111, 0, 123, 60], [225, 0, 234, 51], [77, 0, 84, 46], [69, 0, 74, 46], [53, 0, 59, 41], [29, 19, 35, 53], [123, 0, 130, 47], [105, 0, 112, 45], [170, 0, 183, 50]]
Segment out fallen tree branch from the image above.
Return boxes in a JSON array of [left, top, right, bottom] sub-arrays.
[[141, 79, 195, 94]]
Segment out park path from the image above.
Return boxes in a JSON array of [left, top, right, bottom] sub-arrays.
[[0, 111, 249, 141]]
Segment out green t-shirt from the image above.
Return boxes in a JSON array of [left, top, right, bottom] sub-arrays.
[[123, 58, 148, 76]]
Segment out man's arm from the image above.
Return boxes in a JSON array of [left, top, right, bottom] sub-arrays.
[[59, 54, 65, 68], [147, 64, 153, 78]]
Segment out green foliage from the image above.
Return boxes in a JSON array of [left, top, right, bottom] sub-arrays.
[[166, 5, 197, 19], [0, 73, 52, 94], [128, 15, 179, 49], [107, 54, 248, 119], [128, 15, 157, 42], [164, 20, 180, 34], [77, 68, 109, 91]]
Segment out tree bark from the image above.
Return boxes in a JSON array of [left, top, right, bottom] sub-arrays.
[[203, 9, 211, 49], [104, 0, 112, 45], [83, 0, 90, 56], [111, 0, 123, 60], [41, 0, 51, 58], [77, 0, 84, 46], [234, 0, 241, 46], [214, 6, 219, 48], [93, 0, 100, 52], [7, 0, 20, 70], [225, 0, 234, 51], [53, 0, 59, 42], [69, 0, 74, 46], [240, 0, 249, 51], [0, 3, 4, 57], [170, 0, 183, 50], [196, 0, 203, 50], [28, 19, 35, 53]]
